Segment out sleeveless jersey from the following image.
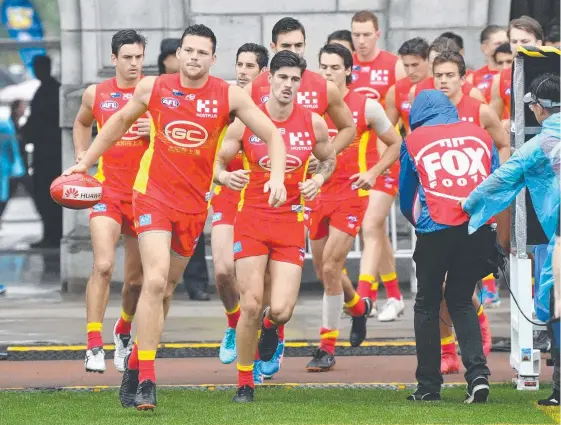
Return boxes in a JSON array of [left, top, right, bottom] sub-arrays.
[[250, 70, 329, 115], [405, 121, 494, 226], [499, 67, 512, 119], [134, 74, 231, 213], [92, 77, 150, 197], [238, 103, 315, 222], [415, 77, 474, 96], [394, 77, 414, 133], [323, 91, 370, 200], [212, 151, 243, 204], [472, 65, 499, 103], [349, 50, 398, 107], [456, 95, 482, 126]]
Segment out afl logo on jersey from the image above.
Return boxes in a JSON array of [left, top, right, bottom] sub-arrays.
[[164, 120, 209, 148], [261, 95, 269, 104], [100, 100, 119, 111], [161, 97, 180, 108], [249, 135, 264, 145], [259, 154, 302, 172]]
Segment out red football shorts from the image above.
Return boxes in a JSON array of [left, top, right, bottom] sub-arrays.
[[372, 160, 400, 197], [211, 195, 237, 227], [90, 192, 136, 237], [308, 195, 368, 240], [234, 213, 306, 267], [132, 191, 206, 257]]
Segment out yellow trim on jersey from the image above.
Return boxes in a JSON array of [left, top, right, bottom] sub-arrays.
[[357, 131, 370, 197], [93, 122, 106, 183], [207, 125, 229, 209], [133, 116, 157, 194], [297, 159, 310, 222], [237, 153, 250, 212]]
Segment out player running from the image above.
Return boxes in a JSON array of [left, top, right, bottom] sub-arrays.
[[349, 10, 407, 320], [212, 42, 269, 365], [432, 50, 510, 374], [305, 43, 402, 372], [466, 26, 508, 103], [72, 30, 150, 374], [244, 17, 356, 379], [64, 24, 287, 411], [215, 51, 336, 402]]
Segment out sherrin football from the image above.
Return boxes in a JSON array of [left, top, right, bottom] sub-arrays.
[[50, 173, 103, 210]]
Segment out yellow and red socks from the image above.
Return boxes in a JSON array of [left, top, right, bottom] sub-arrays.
[[87, 322, 103, 350], [237, 363, 255, 388], [357, 274, 375, 299], [370, 280, 379, 302], [138, 349, 156, 383], [278, 324, 285, 341], [477, 305, 487, 325], [344, 293, 366, 317], [441, 335, 456, 356], [319, 327, 338, 356], [381, 272, 401, 300], [226, 304, 241, 329], [128, 342, 139, 370], [115, 310, 134, 335]]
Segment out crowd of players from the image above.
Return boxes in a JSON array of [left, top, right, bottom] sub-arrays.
[[64, 10, 560, 409]]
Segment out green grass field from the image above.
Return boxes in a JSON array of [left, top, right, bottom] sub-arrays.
[[0, 386, 558, 425]]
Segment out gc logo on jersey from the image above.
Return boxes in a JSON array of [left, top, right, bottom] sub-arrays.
[[259, 154, 302, 172], [164, 120, 209, 148], [161, 97, 180, 108], [100, 100, 119, 111]]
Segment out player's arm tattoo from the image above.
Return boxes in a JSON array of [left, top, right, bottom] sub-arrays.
[[314, 153, 336, 182]]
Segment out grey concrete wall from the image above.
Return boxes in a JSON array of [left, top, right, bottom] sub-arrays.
[[56, 0, 509, 292]]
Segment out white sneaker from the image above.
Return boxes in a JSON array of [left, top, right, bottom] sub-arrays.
[[85, 347, 106, 373], [113, 321, 132, 373], [368, 303, 378, 318], [378, 298, 405, 322]]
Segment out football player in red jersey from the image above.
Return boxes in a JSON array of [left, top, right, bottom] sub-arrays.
[[409, 37, 487, 105], [492, 43, 514, 72], [385, 38, 430, 135], [490, 16, 544, 124], [349, 10, 407, 320], [65, 24, 287, 411], [466, 26, 508, 103], [304, 43, 401, 372], [244, 17, 355, 379], [214, 51, 336, 402], [432, 51, 510, 374], [212, 42, 269, 366], [72, 30, 150, 374], [246, 17, 355, 153]]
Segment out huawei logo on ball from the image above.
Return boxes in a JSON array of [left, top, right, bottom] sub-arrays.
[[64, 187, 79, 199]]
